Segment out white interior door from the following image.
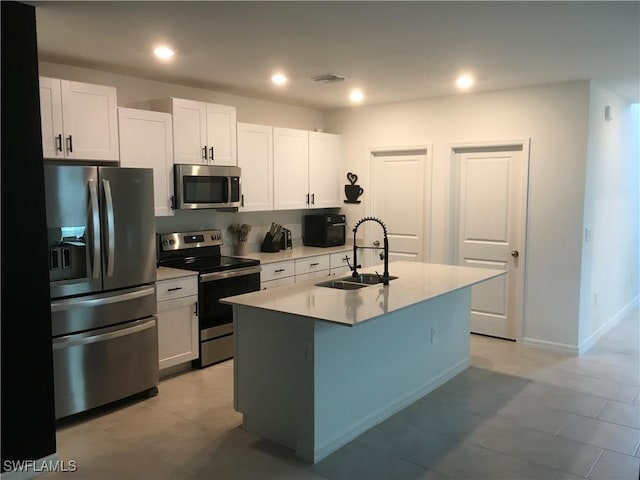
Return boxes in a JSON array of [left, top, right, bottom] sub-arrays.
[[371, 150, 426, 265], [455, 148, 526, 340]]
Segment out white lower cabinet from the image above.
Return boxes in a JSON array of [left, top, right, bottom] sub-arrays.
[[261, 276, 296, 291], [260, 249, 352, 289], [156, 275, 199, 370], [330, 251, 354, 277]]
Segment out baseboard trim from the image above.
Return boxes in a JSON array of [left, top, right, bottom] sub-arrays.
[[1, 453, 64, 480], [521, 337, 579, 355], [312, 357, 471, 463], [522, 295, 639, 356], [578, 295, 639, 355]]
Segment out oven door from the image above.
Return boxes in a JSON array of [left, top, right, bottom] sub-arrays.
[[197, 266, 261, 365]]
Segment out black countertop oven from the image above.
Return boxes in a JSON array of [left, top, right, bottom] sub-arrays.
[[303, 214, 346, 247]]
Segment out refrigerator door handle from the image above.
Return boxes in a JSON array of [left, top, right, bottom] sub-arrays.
[[103, 179, 115, 277], [51, 286, 156, 312], [52, 317, 156, 350], [88, 179, 101, 279]]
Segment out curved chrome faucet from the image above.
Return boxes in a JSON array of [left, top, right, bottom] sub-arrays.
[[351, 216, 390, 285]]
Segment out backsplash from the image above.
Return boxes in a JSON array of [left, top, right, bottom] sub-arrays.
[[155, 208, 342, 256]]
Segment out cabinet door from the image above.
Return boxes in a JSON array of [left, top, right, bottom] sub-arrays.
[[157, 295, 199, 370], [237, 122, 273, 212], [118, 107, 174, 216], [309, 132, 342, 208], [206, 103, 237, 166], [60, 80, 119, 161], [39, 77, 64, 159], [273, 127, 309, 210], [172, 98, 208, 164]]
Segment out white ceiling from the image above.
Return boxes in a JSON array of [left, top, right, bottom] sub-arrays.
[[31, 1, 640, 109]]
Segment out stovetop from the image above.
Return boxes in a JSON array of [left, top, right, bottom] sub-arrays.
[[159, 255, 259, 275], [157, 229, 259, 274]]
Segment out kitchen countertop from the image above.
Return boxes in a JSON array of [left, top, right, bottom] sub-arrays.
[[242, 241, 353, 264], [222, 261, 505, 326], [156, 266, 198, 282]]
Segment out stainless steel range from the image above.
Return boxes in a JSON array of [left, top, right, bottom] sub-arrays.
[[157, 229, 261, 367]]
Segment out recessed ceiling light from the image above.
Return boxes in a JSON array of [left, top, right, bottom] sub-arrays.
[[350, 89, 364, 103], [272, 73, 288, 85], [456, 74, 474, 90], [153, 46, 175, 61]]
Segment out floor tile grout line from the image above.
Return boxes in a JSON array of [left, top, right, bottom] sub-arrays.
[[554, 413, 573, 437], [585, 448, 605, 479], [595, 399, 609, 420]]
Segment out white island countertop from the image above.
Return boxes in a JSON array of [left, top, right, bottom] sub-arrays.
[[222, 261, 504, 326]]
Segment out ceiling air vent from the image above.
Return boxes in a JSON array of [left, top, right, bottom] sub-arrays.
[[309, 73, 345, 84]]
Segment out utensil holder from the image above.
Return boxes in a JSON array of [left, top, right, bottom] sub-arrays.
[[260, 232, 281, 253]]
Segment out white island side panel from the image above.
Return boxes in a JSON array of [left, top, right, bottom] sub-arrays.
[[233, 288, 472, 464]]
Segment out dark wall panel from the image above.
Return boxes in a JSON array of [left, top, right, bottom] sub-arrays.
[[1, 0, 57, 468]]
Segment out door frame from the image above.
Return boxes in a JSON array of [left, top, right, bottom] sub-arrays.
[[449, 138, 531, 342], [367, 145, 433, 265]]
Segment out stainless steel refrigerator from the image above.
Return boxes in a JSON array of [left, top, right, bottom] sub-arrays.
[[44, 164, 158, 419]]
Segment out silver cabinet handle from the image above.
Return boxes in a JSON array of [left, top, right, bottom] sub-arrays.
[[373, 240, 380, 247], [102, 179, 115, 277], [511, 250, 520, 258], [88, 179, 101, 279]]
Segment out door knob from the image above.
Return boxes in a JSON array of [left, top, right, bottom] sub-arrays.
[[373, 240, 380, 247], [511, 250, 519, 258]]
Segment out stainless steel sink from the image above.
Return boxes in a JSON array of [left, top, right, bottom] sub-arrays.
[[315, 280, 368, 290], [338, 273, 398, 285], [315, 273, 398, 290]]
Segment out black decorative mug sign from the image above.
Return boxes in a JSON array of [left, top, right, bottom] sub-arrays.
[[344, 172, 363, 204]]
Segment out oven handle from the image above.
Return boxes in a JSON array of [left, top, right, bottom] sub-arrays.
[[200, 265, 262, 283]]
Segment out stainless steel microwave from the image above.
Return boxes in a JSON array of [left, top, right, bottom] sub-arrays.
[[174, 164, 241, 210]]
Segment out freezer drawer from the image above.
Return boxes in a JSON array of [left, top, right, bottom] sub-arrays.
[[52, 316, 159, 419]]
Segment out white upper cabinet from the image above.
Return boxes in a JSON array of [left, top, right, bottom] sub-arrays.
[[308, 131, 341, 208], [118, 107, 174, 217], [151, 98, 236, 166], [273, 127, 342, 210], [39, 77, 119, 162], [273, 127, 309, 210], [237, 122, 273, 212]]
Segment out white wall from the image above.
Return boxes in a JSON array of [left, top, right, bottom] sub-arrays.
[[578, 85, 640, 349], [323, 81, 592, 348]]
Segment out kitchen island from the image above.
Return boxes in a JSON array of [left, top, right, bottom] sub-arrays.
[[222, 261, 504, 463]]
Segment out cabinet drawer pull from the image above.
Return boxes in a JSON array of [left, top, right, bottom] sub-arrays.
[[311, 193, 315, 205], [209, 146, 214, 161], [202, 146, 207, 160], [56, 134, 63, 152], [167, 287, 183, 292], [310, 262, 320, 267], [66, 135, 73, 153], [274, 268, 285, 273]]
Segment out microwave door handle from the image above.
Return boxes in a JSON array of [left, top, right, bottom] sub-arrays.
[[332, 222, 347, 226], [226, 176, 231, 204], [88, 179, 101, 279], [102, 179, 115, 277]]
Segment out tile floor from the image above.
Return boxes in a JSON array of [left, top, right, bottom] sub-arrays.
[[43, 307, 639, 480]]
